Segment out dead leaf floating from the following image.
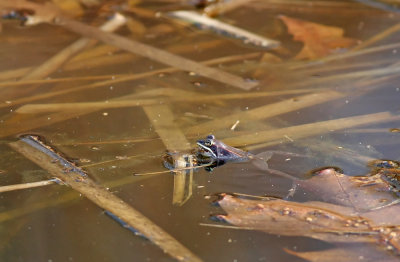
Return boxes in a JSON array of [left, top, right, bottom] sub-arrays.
[[294, 167, 400, 212], [215, 193, 374, 243], [215, 193, 400, 260], [279, 15, 358, 60]]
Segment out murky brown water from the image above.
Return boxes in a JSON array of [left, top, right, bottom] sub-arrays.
[[1, 1, 400, 261]]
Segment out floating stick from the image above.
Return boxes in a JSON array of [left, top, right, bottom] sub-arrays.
[[9, 135, 202, 262]]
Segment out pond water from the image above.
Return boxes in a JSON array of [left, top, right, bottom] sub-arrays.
[[1, 0, 400, 261]]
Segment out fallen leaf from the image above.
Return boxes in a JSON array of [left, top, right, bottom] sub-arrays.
[[215, 193, 400, 260], [216, 194, 374, 243], [284, 243, 397, 262], [294, 164, 400, 213], [279, 15, 358, 60]]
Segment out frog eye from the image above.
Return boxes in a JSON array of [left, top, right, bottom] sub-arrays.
[[206, 135, 215, 140], [204, 139, 213, 146]]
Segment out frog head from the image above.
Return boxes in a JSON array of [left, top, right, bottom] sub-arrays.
[[196, 134, 218, 159]]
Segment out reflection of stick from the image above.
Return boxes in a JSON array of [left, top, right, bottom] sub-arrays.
[[9, 136, 202, 262], [172, 154, 194, 206], [135, 163, 213, 177], [143, 105, 194, 205]]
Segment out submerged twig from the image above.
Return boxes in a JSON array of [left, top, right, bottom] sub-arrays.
[[299, 58, 395, 77], [199, 223, 253, 230], [143, 105, 192, 151], [186, 90, 344, 135], [0, 74, 124, 88], [0, 52, 260, 109], [62, 53, 135, 71], [0, 179, 60, 193], [293, 64, 400, 89], [15, 88, 318, 114], [353, 23, 400, 51], [291, 41, 400, 70], [9, 135, 202, 262], [0, 1, 255, 90], [55, 16, 256, 90], [1, 88, 190, 138], [238, 112, 400, 149], [0, 170, 160, 224], [203, 0, 252, 17], [0, 39, 227, 83], [0, 67, 31, 82], [353, 0, 400, 13], [134, 163, 214, 177], [168, 10, 279, 48], [21, 13, 127, 81]]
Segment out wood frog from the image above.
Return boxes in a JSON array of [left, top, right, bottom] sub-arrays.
[[196, 135, 297, 179], [196, 135, 253, 166]]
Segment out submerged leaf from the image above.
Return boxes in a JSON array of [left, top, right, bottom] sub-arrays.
[[216, 194, 374, 243], [215, 194, 400, 260], [279, 15, 358, 60], [295, 167, 400, 213], [284, 243, 398, 262]]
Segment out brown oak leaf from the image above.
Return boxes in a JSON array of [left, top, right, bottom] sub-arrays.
[[279, 15, 358, 60], [215, 193, 400, 261]]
